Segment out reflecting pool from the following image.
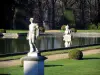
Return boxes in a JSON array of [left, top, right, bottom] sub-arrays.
[[0, 35, 100, 54]]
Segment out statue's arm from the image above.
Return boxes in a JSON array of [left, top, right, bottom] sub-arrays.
[[36, 25, 39, 38]]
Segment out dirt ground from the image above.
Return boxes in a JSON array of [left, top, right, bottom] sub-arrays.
[[0, 49, 100, 68]]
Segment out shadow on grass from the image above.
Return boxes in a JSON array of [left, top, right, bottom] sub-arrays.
[[83, 57, 100, 60], [0, 58, 20, 61], [45, 64, 63, 67], [19, 64, 63, 68]]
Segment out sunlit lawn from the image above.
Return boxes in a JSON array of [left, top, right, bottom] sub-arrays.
[[45, 53, 100, 75], [6, 30, 100, 33], [0, 53, 100, 75], [77, 30, 100, 32], [6, 30, 28, 33]]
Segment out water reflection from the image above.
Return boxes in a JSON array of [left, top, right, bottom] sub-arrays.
[[0, 38, 29, 54], [0, 36, 100, 54], [63, 34, 72, 47], [36, 36, 64, 50]]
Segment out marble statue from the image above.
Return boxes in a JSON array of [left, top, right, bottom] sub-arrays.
[[23, 18, 46, 75], [63, 25, 71, 47], [64, 25, 71, 34], [28, 18, 39, 53]]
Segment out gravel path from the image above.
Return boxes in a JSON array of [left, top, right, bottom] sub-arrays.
[[46, 49, 100, 61], [0, 49, 100, 68]]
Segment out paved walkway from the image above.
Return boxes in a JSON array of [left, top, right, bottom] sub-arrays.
[[0, 49, 100, 68], [46, 49, 100, 61]]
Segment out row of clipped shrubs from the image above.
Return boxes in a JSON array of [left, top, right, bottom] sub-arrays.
[[61, 25, 77, 32], [87, 23, 100, 30], [61, 23, 100, 32], [1, 23, 100, 33], [0, 29, 6, 33], [39, 26, 45, 33]]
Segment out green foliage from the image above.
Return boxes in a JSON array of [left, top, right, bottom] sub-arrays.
[[39, 26, 45, 33], [97, 23, 100, 30], [61, 25, 66, 31], [87, 23, 97, 30], [64, 9, 75, 26], [0, 29, 6, 33], [70, 28, 77, 32], [68, 49, 83, 60]]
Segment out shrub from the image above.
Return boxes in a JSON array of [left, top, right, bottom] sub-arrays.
[[0, 29, 6, 33], [97, 23, 100, 30], [70, 28, 77, 32], [39, 26, 45, 33], [87, 23, 97, 30], [61, 25, 66, 31], [68, 49, 83, 60]]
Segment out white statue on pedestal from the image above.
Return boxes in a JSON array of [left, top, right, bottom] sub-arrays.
[[23, 18, 46, 75], [63, 25, 71, 47], [64, 25, 71, 34], [28, 18, 39, 54]]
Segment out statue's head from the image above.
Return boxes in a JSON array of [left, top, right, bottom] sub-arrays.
[[66, 25, 69, 29], [29, 18, 34, 23]]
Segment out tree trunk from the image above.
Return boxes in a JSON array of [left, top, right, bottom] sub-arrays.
[[37, 0, 43, 26], [98, 0, 100, 22], [51, 0, 55, 29]]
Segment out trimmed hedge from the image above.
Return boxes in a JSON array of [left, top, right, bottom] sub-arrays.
[[87, 23, 97, 30], [70, 28, 77, 32], [39, 26, 45, 33], [0, 29, 6, 33], [97, 23, 100, 30], [68, 49, 83, 60], [61, 25, 66, 31]]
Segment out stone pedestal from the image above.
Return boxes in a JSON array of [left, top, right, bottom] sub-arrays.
[[22, 53, 47, 75]]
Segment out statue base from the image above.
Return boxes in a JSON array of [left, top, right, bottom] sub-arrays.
[[22, 55, 47, 75], [21, 51, 47, 75]]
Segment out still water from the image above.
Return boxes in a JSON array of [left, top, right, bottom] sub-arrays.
[[0, 35, 100, 54]]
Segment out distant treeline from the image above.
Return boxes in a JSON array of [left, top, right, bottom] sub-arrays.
[[2, 0, 100, 30]]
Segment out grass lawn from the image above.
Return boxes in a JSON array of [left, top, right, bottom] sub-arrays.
[[77, 30, 100, 32], [6, 30, 28, 33], [0, 53, 100, 75], [6, 29, 100, 33]]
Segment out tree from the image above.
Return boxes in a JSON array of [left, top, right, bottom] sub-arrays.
[[3, 0, 100, 29], [3, 0, 15, 29], [97, 0, 100, 22], [61, 0, 76, 27]]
